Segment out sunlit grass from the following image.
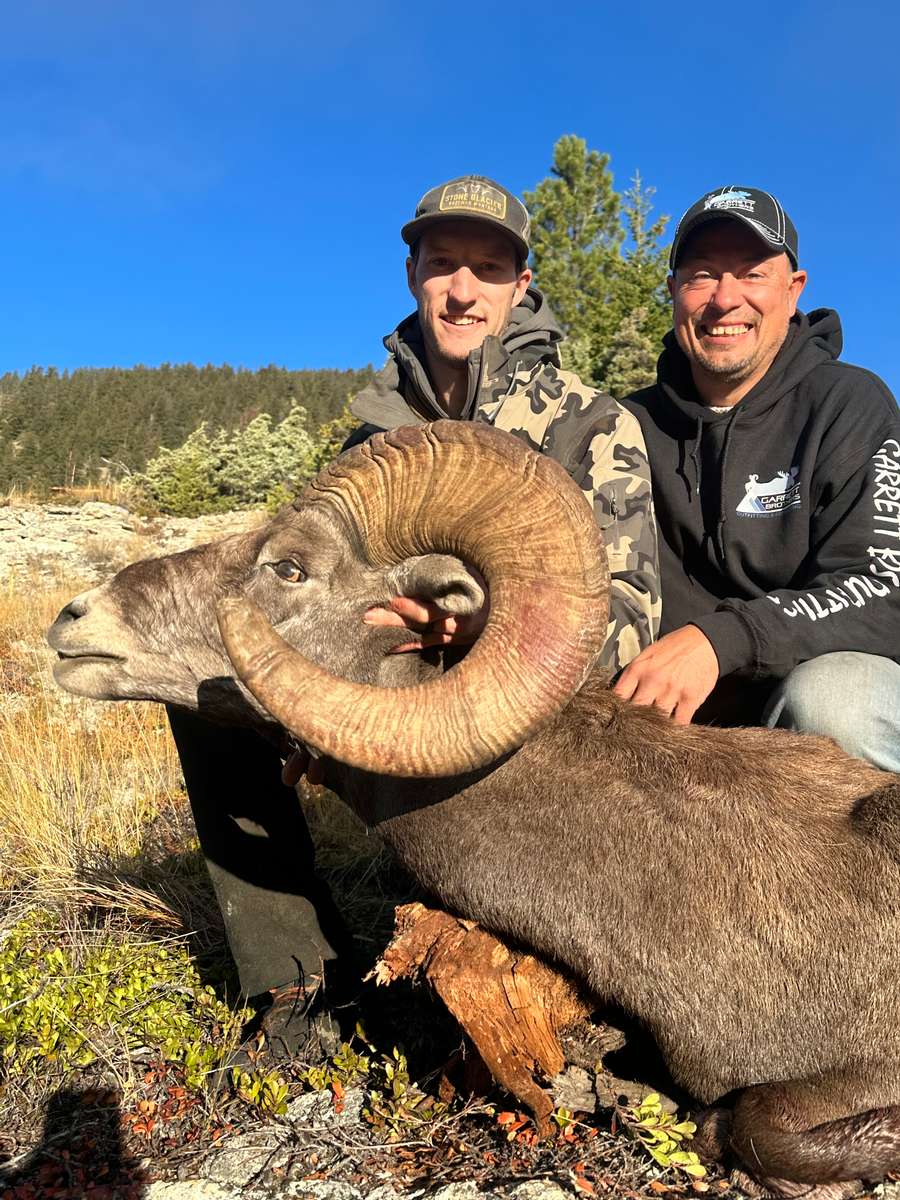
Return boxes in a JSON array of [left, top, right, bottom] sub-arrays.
[[0, 692, 182, 887], [1, 479, 129, 507], [0, 573, 183, 892]]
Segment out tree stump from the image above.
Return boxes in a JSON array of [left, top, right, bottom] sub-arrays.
[[372, 902, 593, 1129]]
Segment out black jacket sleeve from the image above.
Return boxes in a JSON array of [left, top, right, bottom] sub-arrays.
[[694, 425, 900, 678]]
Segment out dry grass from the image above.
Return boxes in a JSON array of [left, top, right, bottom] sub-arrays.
[[0, 566, 233, 976], [0, 696, 181, 888], [1, 480, 130, 508], [0, 573, 183, 894]]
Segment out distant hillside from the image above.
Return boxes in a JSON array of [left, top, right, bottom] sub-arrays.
[[0, 363, 374, 492]]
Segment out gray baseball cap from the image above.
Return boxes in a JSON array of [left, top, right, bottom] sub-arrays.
[[401, 175, 531, 261]]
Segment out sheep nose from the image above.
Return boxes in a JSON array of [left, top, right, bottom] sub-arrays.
[[47, 594, 93, 648], [55, 595, 90, 625]]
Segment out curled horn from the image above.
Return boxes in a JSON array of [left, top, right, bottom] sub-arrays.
[[217, 422, 609, 777]]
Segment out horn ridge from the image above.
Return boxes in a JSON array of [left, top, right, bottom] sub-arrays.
[[219, 422, 609, 777]]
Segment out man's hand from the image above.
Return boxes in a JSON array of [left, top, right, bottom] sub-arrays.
[[281, 587, 490, 784], [282, 745, 326, 787], [613, 625, 720, 724], [363, 594, 489, 654]]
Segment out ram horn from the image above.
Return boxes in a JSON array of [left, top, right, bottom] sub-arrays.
[[217, 421, 609, 777]]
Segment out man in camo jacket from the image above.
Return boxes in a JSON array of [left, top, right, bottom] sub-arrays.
[[350, 174, 661, 672], [166, 175, 661, 1061]]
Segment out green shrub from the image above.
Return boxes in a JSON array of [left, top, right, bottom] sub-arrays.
[[0, 909, 247, 1090], [299, 1032, 449, 1143], [128, 424, 227, 517], [129, 402, 322, 517], [622, 1092, 706, 1178], [230, 1066, 290, 1116], [216, 406, 317, 508]]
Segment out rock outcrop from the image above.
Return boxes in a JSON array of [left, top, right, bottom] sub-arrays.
[[0, 502, 264, 583]]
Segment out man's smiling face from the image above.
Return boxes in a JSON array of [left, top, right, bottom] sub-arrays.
[[407, 221, 532, 369], [668, 220, 807, 397]]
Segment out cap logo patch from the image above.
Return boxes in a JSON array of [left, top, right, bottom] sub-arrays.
[[439, 180, 507, 220], [704, 187, 755, 213]]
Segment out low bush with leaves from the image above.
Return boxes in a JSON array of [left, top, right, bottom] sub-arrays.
[[621, 1092, 706, 1179], [362, 1045, 451, 1141], [230, 1066, 290, 1116], [0, 909, 247, 1091], [298, 1031, 450, 1142]]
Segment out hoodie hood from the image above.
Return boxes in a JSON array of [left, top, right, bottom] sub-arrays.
[[350, 286, 564, 429], [656, 308, 843, 429], [647, 309, 843, 563]]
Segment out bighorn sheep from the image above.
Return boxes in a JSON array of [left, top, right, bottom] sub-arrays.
[[48, 422, 900, 1197]]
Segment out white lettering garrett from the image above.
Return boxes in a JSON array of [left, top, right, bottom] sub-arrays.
[[766, 437, 900, 621], [873, 440, 900, 542]]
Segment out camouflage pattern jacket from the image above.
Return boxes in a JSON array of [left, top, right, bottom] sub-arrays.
[[346, 288, 661, 672]]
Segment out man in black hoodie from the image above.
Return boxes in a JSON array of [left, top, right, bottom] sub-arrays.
[[619, 185, 900, 771], [169, 175, 661, 1060]]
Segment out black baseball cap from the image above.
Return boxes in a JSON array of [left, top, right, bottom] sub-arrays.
[[669, 186, 799, 271], [401, 175, 531, 262]]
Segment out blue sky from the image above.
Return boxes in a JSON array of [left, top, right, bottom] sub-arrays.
[[2, 1, 899, 396]]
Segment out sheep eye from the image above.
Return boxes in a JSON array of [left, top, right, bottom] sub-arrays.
[[271, 559, 306, 583]]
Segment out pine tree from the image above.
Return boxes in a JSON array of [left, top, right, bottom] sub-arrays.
[[526, 140, 671, 393], [134, 424, 226, 516], [603, 307, 660, 399], [599, 172, 671, 382], [524, 135, 622, 362], [218, 404, 317, 507]]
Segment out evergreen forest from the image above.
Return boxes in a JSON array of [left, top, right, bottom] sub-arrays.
[[0, 363, 374, 494]]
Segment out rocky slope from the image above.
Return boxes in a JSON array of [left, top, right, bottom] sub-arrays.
[[0, 500, 265, 585]]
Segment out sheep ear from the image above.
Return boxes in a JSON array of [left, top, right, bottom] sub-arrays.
[[386, 555, 485, 616]]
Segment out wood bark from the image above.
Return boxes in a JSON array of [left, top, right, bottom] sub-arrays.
[[373, 902, 593, 1129]]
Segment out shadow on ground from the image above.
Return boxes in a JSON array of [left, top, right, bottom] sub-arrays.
[[0, 1086, 150, 1199]]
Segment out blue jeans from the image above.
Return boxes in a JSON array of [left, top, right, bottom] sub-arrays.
[[761, 652, 900, 773]]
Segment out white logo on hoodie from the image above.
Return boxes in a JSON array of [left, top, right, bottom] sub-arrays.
[[736, 467, 801, 517]]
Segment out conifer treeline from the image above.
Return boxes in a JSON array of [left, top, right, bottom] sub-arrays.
[[0, 363, 374, 492]]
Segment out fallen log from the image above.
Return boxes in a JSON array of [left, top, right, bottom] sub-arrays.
[[372, 901, 593, 1129]]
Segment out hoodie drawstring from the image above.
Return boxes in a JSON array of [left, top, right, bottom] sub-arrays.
[[689, 416, 703, 495], [716, 410, 740, 562]]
